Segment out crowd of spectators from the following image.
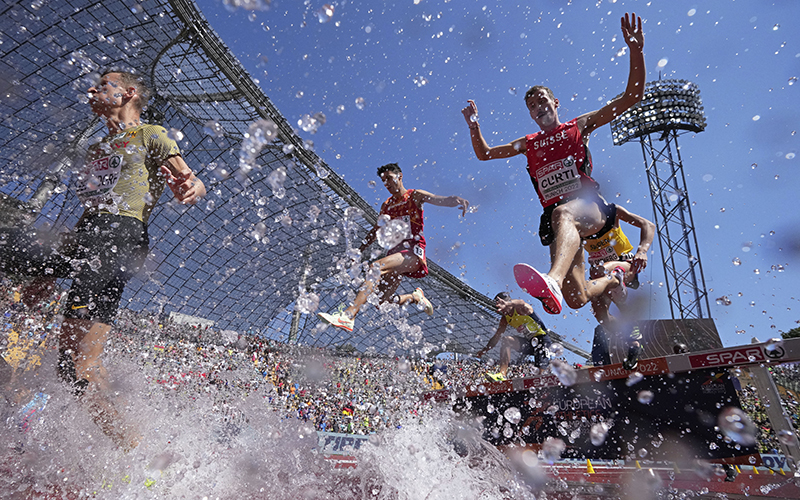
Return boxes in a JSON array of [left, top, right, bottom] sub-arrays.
[[2, 277, 799, 452]]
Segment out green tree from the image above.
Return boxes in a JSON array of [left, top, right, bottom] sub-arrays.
[[780, 326, 800, 339]]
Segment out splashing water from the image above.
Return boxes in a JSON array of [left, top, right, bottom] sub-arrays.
[[266, 166, 287, 199], [549, 359, 576, 386], [376, 218, 411, 249]]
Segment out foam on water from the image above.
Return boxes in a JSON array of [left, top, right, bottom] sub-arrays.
[[1, 329, 544, 499]]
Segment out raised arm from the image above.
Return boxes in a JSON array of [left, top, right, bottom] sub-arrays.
[[578, 13, 645, 137], [616, 205, 655, 274], [160, 155, 206, 205], [461, 100, 527, 161], [412, 189, 470, 217]]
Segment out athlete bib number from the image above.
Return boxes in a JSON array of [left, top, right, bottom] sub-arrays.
[[75, 154, 123, 204], [413, 244, 425, 260], [588, 245, 618, 266], [536, 156, 582, 204]]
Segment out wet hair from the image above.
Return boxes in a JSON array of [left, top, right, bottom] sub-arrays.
[[494, 292, 511, 302], [524, 85, 555, 104], [101, 70, 151, 112], [377, 163, 402, 177]]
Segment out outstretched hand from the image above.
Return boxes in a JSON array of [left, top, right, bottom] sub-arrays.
[[454, 196, 470, 217], [160, 166, 203, 205], [461, 100, 478, 125], [621, 12, 644, 52]]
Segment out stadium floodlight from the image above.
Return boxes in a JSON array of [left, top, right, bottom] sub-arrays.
[[610, 79, 707, 146]]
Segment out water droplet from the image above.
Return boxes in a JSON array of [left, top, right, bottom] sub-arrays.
[[336, 104, 345, 114], [637, 390, 654, 404], [687, 8, 696, 16], [203, 121, 225, 138], [541, 437, 566, 464], [504, 407, 522, 424], [718, 407, 757, 445], [398, 358, 410, 373], [786, 152, 796, 160], [412, 75, 428, 87], [732, 257, 742, 266], [550, 359, 577, 386], [550, 342, 564, 357], [486, 403, 495, 414], [167, 128, 184, 141], [590, 422, 609, 446], [753, 115, 761, 121], [316, 4, 334, 23], [765, 337, 784, 352], [751, 162, 758, 169], [778, 429, 798, 446], [657, 58, 668, 68], [773, 24, 780, 31], [295, 291, 320, 314], [625, 371, 644, 386], [508, 87, 517, 95], [266, 166, 287, 199], [355, 97, 366, 110], [716, 296, 732, 306], [376, 217, 411, 249]]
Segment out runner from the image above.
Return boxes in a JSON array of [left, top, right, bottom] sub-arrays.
[[0, 70, 205, 451], [476, 292, 552, 382], [318, 163, 469, 332], [585, 204, 654, 370], [461, 13, 645, 315]]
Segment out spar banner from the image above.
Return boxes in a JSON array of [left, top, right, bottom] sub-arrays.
[[455, 367, 758, 461]]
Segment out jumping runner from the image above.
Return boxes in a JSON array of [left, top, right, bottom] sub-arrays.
[[586, 204, 654, 370], [476, 292, 552, 382], [0, 70, 205, 450], [318, 163, 469, 332], [461, 13, 645, 315]]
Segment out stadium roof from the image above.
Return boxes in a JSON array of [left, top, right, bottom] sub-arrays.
[[0, 0, 587, 359]]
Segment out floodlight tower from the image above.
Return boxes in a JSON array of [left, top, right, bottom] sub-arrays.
[[610, 79, 711, 320]]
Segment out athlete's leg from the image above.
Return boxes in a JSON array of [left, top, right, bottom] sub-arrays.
[[61, 318, 140, 451], [343, 252, 421, 318], [546, 199, 607, 286], [498, 335, 522, 378]]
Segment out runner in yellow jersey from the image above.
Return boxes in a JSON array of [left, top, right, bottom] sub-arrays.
[[583, 204, 654, 370], [476, 292, 552, 381]]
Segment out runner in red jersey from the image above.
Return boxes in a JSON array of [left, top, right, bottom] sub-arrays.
[[461, 13, 646, 316], [318, 163, 469, 332]]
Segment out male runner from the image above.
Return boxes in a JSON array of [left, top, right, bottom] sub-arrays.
[[585, 204, 654, 369], [476, 292, 552, 382], [461, 13, 645, 315], [318, 163, 469, 332], [0, 70, 205, 450]]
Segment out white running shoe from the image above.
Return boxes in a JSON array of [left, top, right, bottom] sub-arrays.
[[412, 287, 434, 316], [317, 311, 355, 332]]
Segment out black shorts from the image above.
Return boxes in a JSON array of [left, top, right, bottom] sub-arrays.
[[0, 213, 148, 323], [538, 195, 614, 246]]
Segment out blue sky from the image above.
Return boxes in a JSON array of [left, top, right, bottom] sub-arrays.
[[197, 0, 800, 355]]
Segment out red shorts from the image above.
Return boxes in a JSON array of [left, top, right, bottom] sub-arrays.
[[387, 240, 428, 279]]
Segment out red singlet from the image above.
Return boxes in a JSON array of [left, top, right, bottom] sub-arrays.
[[380, 189, 428, 278], [525, 118, 599, 208]]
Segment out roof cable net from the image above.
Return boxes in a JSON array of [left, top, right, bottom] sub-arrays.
[[0, 0, 511, 358]]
